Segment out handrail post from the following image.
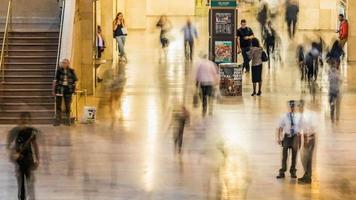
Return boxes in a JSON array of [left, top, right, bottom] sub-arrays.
[[0, 0, 12, 83]]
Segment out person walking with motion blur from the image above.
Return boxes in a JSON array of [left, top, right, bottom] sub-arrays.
[[96, 25, 105, 59], [298, 100, 317, 184], [237, 19, 255, 73], [113, 12, 128, 62], [326, 40, 344, 70], [172, 106, 190, 154], [182, 19, 198, 61], [296, 45, 306, 80], [276, 100, 301, 179], [195, 54, 220, 116], [53, 59, 78, 126], [248, 38, 266, 96], [156, 15, 172, 61], [285, 0, 299, 39], [328, 66, 342, 122], [257, 3, 269, 38], [263, 21, 276, 68], [7, 112, 40, 200]]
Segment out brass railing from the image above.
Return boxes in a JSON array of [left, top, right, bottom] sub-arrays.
[[0, 0, 13, 83]]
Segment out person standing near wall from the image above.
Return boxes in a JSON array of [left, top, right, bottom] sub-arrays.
[[113, 12, 128, 62], [247, 38, 264, 96], [337, 14, 348, 48], [53, 59, 78, 126], [7, 112, 40, 200]]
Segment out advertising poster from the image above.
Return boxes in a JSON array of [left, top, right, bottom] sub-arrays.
[[215, 13, 233, 35], [214, 41, 233, 63], [219, 63, 242, 96]]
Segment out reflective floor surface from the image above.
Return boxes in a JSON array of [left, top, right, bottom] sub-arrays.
[[1, 5, 356, 200]]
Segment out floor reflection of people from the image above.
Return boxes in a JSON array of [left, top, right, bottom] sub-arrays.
[[172, 106, 190, 154], [7, 112, 40, 200], [108, 74, 126, 128]]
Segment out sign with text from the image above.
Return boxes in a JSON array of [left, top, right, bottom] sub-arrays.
[[219, 63, 242, 96]]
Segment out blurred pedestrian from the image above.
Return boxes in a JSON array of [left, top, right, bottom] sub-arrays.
[[298, 100, 317, 184], [296, 45, 306, 80], [195, 54, 219, 116], [156, 15, 172, 62], [113, 12, 128, 61], [7, 112, 40, 200], [285, 0, 299, 39], [237, 19, 255, 73], [328, 66, 342, 122], [96, 25, 105, 59], [304, 44, 320, 82], [172, 106, 190, 154], [263, 21, 276, 68], [326, 40, 344, 70], [257, 3, 269, 38], [337, 14, 348, 48], [53, 59, 78, 126], [182, 19, 198, 61], [276, 100, 301, 179], [248, 38, 264, 96]]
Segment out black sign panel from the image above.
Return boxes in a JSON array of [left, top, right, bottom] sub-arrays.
[[219, 64, 242, 96]]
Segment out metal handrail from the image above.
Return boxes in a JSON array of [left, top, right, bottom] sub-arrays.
[[0, 0, 12, 83], [54, 0, 66, 79], [53, 0, 66, 119]]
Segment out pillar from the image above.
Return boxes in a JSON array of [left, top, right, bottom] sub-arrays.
[[78, 0, 94, 94], [100, 0, 115, 60], [60, 0, 76, 60], [348, 0, 356, 61]]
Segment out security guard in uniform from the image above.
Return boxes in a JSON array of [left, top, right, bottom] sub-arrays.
[[276, 100, 301, 179]]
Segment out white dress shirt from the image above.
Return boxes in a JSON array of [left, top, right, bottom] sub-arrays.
[[278, 112, 301, 138]]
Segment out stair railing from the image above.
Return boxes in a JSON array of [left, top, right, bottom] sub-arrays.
[[0, 0, 13, 83], [53, 0, 66, 119]]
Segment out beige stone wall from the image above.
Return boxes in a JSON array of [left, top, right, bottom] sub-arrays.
[[0, 0, 59, 28], [348, 0, 356, 61], [298, 0, 338, 30]]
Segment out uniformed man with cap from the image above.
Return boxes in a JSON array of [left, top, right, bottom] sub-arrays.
[[276, 100, 301, 179]]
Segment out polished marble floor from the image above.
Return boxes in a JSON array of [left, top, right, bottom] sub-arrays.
[[1, 4, 356, 200]]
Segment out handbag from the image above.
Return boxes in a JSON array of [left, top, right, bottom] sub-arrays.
[[121, 27, 128, 35], [261, 51, 269, 62]]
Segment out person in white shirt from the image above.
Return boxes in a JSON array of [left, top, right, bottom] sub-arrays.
[[297, 100, 317, 184], [276, 100, 301, 179], [195, 54, 219, 116]]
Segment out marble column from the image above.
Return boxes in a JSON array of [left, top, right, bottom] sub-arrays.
[[100, 0, 115, 60], [348, 0, 356, 61], [60, 0, 76, 60]]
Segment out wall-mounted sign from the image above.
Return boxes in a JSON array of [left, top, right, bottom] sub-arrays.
[[211, 0, 237, 7]]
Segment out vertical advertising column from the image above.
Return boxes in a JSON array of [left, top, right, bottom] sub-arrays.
[[209, 0, 242, 96], [209, 0, 237, 64]]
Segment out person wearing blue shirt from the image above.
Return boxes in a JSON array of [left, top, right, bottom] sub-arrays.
[[182, 19, 198, 61]]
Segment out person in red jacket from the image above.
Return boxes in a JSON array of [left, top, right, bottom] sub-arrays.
[[337, 14, 348, 48]]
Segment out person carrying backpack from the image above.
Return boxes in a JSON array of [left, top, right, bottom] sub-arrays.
[[7, 112, 40, 200]]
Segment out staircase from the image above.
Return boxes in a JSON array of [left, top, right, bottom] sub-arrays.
[[0, 31, 59, 124]]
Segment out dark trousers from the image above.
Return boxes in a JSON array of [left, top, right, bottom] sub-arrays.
[[185, 39, 194, 61], [55, 87, 73, 123], [174, 120, 186, 153], [301, 137, 315, 179], [16, 165, 35, 200], [287, 19, 297, 38], [279, 135, 298, 174], [241, 47, 250, 72], [200, 85, 213, 115]]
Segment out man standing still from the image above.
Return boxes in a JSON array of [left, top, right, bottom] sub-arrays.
[[7, 112, 40, 200], [285, 0, 299, 39], [276, 100, 301, 179], [337, 14, 348, 48], [237, 19, 254, 73], [53, 59, 78, 126], [298, 100, 317, 184]]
